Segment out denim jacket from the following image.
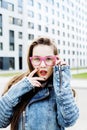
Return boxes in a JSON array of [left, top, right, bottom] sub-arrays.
[[0, 65, 79, 130]]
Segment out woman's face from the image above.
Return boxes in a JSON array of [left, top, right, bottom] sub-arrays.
[[32, 45, 55, 80]]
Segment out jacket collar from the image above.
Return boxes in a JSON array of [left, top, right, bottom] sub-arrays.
[[29, 87, 50, 105], [29, 75, 53, 105]]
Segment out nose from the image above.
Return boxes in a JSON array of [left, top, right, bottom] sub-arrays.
[[40, 60, 46, 67]]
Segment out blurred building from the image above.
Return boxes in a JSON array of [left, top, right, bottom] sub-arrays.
[[0, 0, 87, 70]]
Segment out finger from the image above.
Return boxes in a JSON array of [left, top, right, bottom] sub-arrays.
[[56, 59, 61, 65], [56, 55, 61, 60], [29, 68, 38, 78], [33, 77, 45, 81], [32, 81, 41, 87], [60, 61, 66, 65]]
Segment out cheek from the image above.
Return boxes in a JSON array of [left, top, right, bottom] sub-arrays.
[[32, 65, 39, 69], [47, 67, 53, 75]]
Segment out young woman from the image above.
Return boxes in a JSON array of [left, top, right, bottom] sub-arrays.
[[0, 37, 79, 130]]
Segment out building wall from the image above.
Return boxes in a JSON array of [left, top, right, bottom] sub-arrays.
[[0, 0, 87, 70]]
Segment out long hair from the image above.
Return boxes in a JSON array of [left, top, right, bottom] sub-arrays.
[[2, 37, 58, 130], [27, 37, 58, 72]]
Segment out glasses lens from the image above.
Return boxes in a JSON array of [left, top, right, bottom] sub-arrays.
[[31, 57, 40, 66], [45, 56, 55, 66]]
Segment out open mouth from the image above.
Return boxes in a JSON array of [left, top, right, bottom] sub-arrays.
[[40, 70, 47, 76]]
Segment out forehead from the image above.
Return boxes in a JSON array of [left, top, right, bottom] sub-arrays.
[[32, 45, 54, 56]]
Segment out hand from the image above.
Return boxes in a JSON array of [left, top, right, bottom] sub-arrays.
[[27, 68, 45, 87], [56, 55, 66, 66]]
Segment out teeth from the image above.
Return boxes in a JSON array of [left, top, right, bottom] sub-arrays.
[[41, 71, 46, 73], [40, 70, 47, 75]]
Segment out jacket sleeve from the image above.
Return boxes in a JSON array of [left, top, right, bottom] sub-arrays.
[[0, 77, 33, 128], [53, 65, 79, 127]]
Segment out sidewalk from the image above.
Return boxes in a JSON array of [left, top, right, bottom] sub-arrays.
[[71, 69, 87, 75]]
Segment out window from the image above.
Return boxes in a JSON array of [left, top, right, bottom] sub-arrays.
[[52, 9, 54, 15], [45, 16, 48, 23], [38, 13, 41, 20], [56, 2, 59, 8], [63, 32, 65, 37], [58, 49, 60, 54], [0, 57, 3, 69], [7, 2, 14, 11], [19, 45, 22, 69], [0, 42, 3, 50], [62, 5, 65, 11], [58, 40, 60, 45], [38, 25, 41, 31], [9, 16, 14, 24], [68, 41, 70, 46], [9, 30, 14, 51], [57, 21, 60, 26], [63, 50, 66, 54], [28, 10, 34, 18], [28, 0, 34, 6], [18, 0, 22, 6], [17, 19, 22, 26], [10, 44, 14, 50], [45, 6, 48, 12], [72, 51, 75, 55], [18, 6, 23, 14], [62, 14, 65, 19], [67, 33, 70, 38], [9, 57, 15, 69], [28, 22, 34, 29], [0, 0, 2, 7], [68, 59, 70, 65], [37, 2, 41, 9], [52, 19, 55, 24], [0, 14, 2, 36], [67, 25, 69, 29], [57, 11, 60, 17], [28, 34, 34, 40], [57, 30, 60, 35], [9, 16, 22, 26], [45, 27, 48, 32], [18, 0, 23, 13], [62, 23, 65, 28], [2, 1, 14, 11], [68, 50, 70, 54], [63, 41, 65, 45], [0, 27, 2, 36], [19, 44, 22, 56], [72, 34, 75, 39], [18, 32, 22, 39], [52, 29, 55, 34], [48, 0, 54, 5]]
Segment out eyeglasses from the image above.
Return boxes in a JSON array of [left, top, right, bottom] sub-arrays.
[[29, 56, 57, 66]]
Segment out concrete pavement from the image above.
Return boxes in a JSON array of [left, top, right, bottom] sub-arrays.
[[0, 76, 87, 130]]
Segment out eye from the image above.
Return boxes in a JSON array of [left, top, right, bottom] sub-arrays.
[[46, 57, 53, 61], [46, 57, 52, 61], [33, 57, 40, 61]]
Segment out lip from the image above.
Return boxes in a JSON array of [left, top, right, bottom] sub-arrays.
[[39, 70, 47, 76]]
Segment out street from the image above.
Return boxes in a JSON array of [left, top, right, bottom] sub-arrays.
[[0, 77, 87, 130]]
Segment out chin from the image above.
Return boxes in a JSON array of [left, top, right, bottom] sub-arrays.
[[39, 75, 48, 80]]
